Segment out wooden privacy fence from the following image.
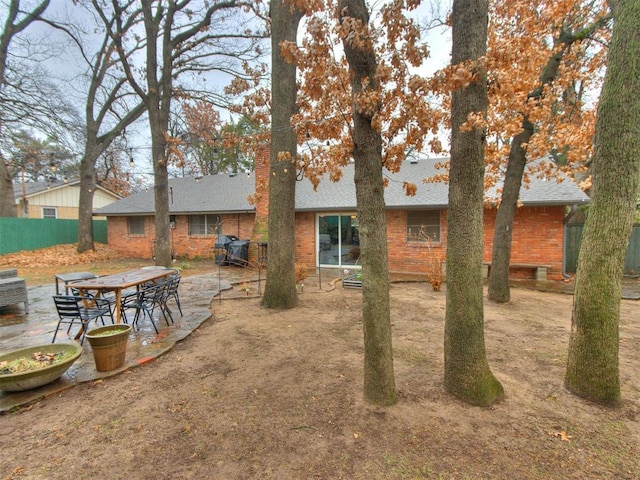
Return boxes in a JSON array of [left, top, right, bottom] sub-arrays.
[[0, 218, 107, 255], [564, 223, 640, 276]]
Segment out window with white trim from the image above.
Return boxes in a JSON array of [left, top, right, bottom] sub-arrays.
[[42, 207, 57, 219]]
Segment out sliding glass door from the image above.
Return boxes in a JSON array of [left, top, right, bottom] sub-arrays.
[[317, 213, 360, 267]]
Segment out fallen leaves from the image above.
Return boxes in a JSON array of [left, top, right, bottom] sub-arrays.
[[3, 465, 25, 480], [0, 243, 124, 268], [548, 430, 572, 442]]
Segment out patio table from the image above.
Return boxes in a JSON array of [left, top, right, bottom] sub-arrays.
[[68, 267, 173, 324], [54, 272, 98, 295]]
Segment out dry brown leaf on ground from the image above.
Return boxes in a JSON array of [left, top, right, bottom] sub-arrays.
[[0, 244, 124, 267], [548, 430, 572, 441]]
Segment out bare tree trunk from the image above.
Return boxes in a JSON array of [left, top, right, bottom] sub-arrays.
[[444, 0, 503, 406], [565, 0, 640, 405], [487, 120, 532, 302], [0, 0, 50, 217], [75, 3, 147, 254], [261, 0, 302, 308], [142, 0, 171, 267], [0, 156, 16, 216], [77, 142, 99, 252], [340, 0, 396, 406]]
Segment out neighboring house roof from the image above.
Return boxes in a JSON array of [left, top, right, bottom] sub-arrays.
[[94, 156, 589, 216], [13, 178, 122, 200], [94, 173, 256, 216]]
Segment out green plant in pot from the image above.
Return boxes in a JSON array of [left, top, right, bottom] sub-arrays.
[[85, 324, 132, 372]]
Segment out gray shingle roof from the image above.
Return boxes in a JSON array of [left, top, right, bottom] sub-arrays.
[[14, 179, 79, 197], [94, 173, 256, 215], [94, 156, 589, 216], [296, 158, 450, 210], [14, 178, 121, 199], [296, 156, 589, 210]]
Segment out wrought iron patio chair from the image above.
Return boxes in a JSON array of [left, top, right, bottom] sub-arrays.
[[166, 273, 183, 317], [52, 295, 114, 345], [121, 281, 173, 334], [68, 276, 117, 307]]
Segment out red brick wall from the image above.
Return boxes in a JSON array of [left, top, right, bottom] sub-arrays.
[[483, 206, 565, 279], [385, 209, 449, 275], [291, 206, 566, 280], [107, 213, 255, 260], [109, 146, 568, 280], [294, 212, 316, 266], [108, 206, 566, 279], [108, 216, 156, 259]]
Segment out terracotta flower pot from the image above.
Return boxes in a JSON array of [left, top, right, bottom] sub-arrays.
[[86, 324, 132, 372]]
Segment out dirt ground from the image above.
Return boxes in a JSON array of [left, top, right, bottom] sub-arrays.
[[1, 248, 639, 479]]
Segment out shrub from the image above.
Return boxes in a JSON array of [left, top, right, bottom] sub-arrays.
[[295, 263, 309, 283]]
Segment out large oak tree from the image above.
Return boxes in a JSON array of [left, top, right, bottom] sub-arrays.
[[444, 0, 503, 406], [487, 1, 610, 302], [339, 0, 397, 405], [56, 1, 147, 252], [260, 0, 302, 309], [565, 0, 640, 405], [0, 0, 50, 216], [279, 0, 440, 404], [105, 0, 266, 266]]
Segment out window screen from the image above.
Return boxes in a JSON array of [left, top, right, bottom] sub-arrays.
[[42, 207, 57, 219], [189, 214, 221, 235], [406, 210, 441, 242], [128, 217, 145, 235]]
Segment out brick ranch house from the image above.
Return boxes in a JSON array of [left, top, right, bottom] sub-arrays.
[[94, 150, 589, 281]]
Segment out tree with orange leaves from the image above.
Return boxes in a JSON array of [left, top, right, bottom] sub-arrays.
[[272, 0, 607, 405], [181, 100, 223, 175], [178, 102, 260, 176], [486, 0, 611, 302], [339, 0, 398, 406], [281, 0, 443, 404]]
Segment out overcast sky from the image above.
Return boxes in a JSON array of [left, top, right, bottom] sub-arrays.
[[3, 0, 452, 172]]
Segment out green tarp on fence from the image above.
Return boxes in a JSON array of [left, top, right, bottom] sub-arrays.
[[0, 218, 107, 255]]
